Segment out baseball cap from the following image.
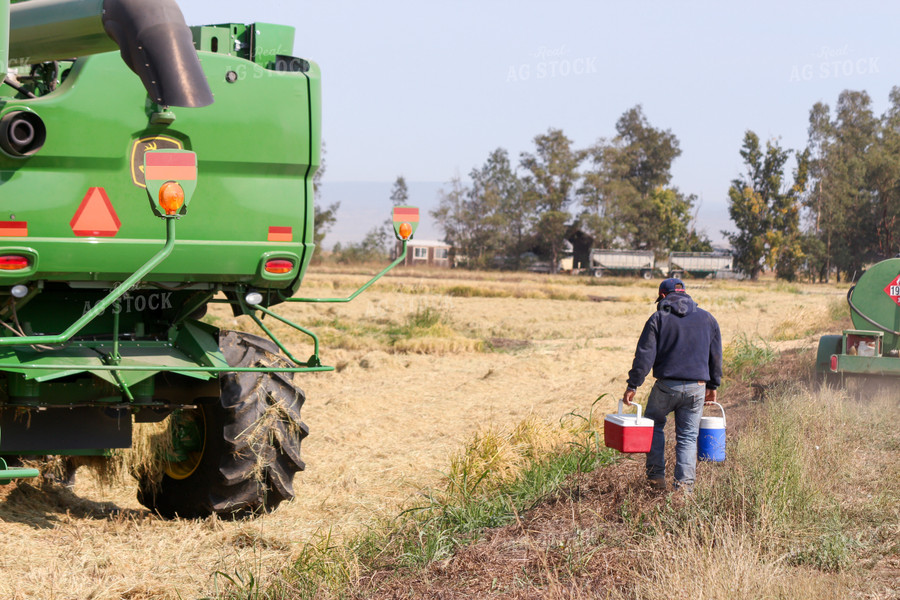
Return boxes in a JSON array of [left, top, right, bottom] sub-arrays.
[[656, 278, 685, 302]]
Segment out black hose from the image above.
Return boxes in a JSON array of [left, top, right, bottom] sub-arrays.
[[847, 285, 900, 336], [2, 77, 35, 99]]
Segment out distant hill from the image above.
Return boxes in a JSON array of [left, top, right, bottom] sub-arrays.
[[317, 181, 446, 249]]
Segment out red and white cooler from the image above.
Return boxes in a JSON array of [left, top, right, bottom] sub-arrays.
[[604, 400, 654, 453]]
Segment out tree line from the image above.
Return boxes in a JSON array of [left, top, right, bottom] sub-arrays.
[[725, 87, 900, 281], [429, 105, 711, 272], [318, 90, 900, 279]]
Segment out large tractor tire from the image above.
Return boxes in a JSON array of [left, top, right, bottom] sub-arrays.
[[138, 331, 308, 518]]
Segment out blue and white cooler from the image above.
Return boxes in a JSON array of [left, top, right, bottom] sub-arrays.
[[698, 401, 726, 462]]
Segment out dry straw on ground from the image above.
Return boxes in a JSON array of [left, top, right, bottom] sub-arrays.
[[0, 270, 847, 599]]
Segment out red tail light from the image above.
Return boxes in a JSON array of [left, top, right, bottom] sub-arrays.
[[265, 259, 294, 274], [830, 355, 838, 372], [0, 255, 29, 270]]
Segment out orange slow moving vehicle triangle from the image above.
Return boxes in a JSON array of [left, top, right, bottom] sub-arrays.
[[70, 187, 121, 237]]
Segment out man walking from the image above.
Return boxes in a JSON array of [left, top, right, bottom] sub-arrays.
[[622, 278, 722, 492]]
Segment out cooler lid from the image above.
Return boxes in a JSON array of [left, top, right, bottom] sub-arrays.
[[605, 414, 654, 427]]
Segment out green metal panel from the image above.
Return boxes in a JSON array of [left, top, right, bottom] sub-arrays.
[[0, 47, 320, 292], [191, 26, 235, 57], [0, 343, 217, 384], [832, 354, 900, 376], [815, 334, 841, 374], [250, 23, 296, 67]]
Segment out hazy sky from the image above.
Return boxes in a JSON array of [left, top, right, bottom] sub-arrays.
[[181, 1, 900, 244]]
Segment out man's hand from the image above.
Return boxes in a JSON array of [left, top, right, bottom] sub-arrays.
[[705, 388, 717, 405], [623, 388, 636, 406]]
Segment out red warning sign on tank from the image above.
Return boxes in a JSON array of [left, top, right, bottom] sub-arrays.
[[71, 187, 121, 237], [884, 273, 900, 307]]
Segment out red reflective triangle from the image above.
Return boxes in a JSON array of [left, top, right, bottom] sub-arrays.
[[71, 187, 121, 237]]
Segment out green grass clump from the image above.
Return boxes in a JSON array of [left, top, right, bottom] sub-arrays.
[[774, 282, 803, 294], [444, 285, 511, 298], [828, 297, 849, 322], [616, 384, 895, 599], [703, 386, 827, 534], [724, 333, 777, 382]]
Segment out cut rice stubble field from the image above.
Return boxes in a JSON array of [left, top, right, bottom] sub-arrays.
[[0, 270, 846, 599]]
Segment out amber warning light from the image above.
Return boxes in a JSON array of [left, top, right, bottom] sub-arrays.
[[144, 150, 197, 218], [158, 181, 185, 215], [392, 206, 419, 241]]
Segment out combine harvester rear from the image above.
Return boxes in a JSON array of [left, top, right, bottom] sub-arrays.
[[816, 257, 900, 387], [0, 0, 416, 517]]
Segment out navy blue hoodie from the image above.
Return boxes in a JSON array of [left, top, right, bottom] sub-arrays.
[[626, 292, 722, 390]]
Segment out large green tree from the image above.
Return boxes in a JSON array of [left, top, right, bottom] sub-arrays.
[[725, 131, 808, 280], [468, 148, 527, 267], [871, 89, 900, 257], [520, 129, 584, 272], [804, 91, 880, 280], [431, 149, 527, 268], [579, 105, 707, 253], [647, 187, 712, 253]]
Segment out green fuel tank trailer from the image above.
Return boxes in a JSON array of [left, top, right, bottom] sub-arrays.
[[0, 0, 415, 517], [816, 257, 900, 386]]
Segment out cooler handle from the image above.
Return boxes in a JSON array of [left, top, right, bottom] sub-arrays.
[[618, 399, 642, 420], [703, 401, 726, 426]]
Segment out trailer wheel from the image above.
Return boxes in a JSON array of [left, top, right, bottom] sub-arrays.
[[137, 331, 307, 518], [641, 270, 652, 280]]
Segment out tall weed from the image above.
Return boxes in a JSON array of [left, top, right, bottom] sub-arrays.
[[622, 384, 900, 599], [724, 333, 777, 383]]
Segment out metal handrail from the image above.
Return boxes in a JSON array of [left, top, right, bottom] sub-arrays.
[[0, 217, 179, 347], [278, 241, 407, 303]]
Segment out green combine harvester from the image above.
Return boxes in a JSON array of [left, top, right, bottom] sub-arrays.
[[816, 257, 900, 386], [0, 0, 417, 517]]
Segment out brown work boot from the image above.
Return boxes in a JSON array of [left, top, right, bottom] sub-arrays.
[[647, 477, 667, 492]]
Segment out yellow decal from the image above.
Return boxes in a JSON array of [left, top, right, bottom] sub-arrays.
[[130, 136, 184, 188]]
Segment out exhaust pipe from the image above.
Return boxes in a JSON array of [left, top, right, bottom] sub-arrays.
[[0, 111, 46, 156], [9, 0, 213, 108]]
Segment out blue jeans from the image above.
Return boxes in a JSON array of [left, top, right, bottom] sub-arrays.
[[644, 379, 705, 487]]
